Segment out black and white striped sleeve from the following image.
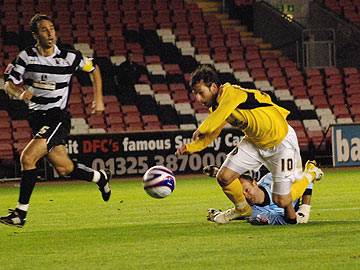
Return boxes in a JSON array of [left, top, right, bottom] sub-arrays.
[[5, 51, 28, 84]]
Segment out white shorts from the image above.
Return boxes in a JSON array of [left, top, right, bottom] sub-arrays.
[[222, 125, 303, 195]]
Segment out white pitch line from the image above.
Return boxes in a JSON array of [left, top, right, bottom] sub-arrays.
[[314, 207, 360, 212], [311, 220, 360, 222]]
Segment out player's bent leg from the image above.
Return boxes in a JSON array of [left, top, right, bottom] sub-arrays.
[[0, 139, 48, 227], [47, 145, 112, 201], [291, 161, 323, 202], [46, 145, 74, 175], [208, 141, 263, 224], [19, 139, 48, 207], [272, 193, 292, 208], [272, 182, 297, 224], [211, 167, 252, 224], [304, 160, 324, 181], [20, 138, 48, 170], [272, 193, 297, 223], [203, 166, 252, 223]]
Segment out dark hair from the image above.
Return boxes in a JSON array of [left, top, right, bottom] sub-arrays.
[[30, 14, 54, 33], [240, 170, 262, 181], [190, 65, 221, 89]]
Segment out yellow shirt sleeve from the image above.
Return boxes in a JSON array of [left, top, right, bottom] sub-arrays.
[[185, 123, 226, 153]]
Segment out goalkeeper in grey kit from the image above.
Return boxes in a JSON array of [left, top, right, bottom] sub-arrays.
[[205, 160, 322, 225]]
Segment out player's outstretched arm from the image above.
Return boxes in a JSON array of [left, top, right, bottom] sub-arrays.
[[185, 124, 226, 154], [90, 64, 104, 114], [4, 81, 32, 101]]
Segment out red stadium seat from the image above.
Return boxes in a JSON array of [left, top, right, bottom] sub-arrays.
[[126, 123, 143, 131], [105, 103, 121, 114], [12, 120, 30, 129], [328, 94, 346, 106], [333, 105, 350, 118], [230, 61, 246, 71], [250, 68, 267, 81], [307, 86, 324, 97], [0, 143, 14, 159], [271, 77, 288, 89], [106, 115, 124, 126], [312, 95, 329, 108], [144, 122, 162, 130]]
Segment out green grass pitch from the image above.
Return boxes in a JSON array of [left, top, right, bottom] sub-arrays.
[[1, 169, 360, 270]]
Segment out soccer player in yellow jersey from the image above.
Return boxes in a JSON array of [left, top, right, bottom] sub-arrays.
[[176, 65, 323, 224]]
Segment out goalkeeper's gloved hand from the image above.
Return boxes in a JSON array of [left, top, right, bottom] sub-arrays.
[[296, 204, 311, 224]]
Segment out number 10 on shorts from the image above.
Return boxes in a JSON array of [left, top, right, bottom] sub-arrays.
[[281, 158, 293, 172]]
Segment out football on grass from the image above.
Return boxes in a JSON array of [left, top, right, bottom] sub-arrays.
[[143, 165, 176, 198]]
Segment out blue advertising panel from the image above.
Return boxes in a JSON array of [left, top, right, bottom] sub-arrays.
[[332, 124, 360, 167]]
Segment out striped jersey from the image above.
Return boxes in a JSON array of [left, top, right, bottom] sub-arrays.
[[5, 45, 94, 111]]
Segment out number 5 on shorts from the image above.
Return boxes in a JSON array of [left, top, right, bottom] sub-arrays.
[[38, 126, 50, 135]]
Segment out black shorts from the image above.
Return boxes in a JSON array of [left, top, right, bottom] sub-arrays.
[[28, 108, 71, 152]]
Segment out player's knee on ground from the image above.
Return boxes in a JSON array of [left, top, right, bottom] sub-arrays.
[[272, 194, 292, 208], [55, 162, 74, 177]]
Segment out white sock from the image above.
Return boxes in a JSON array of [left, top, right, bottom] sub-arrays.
[[92, 171, 101, 183], [16, 203, 29, 212]]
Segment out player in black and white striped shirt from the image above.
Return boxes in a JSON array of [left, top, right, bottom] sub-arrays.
[[1, 14, 112, 227]]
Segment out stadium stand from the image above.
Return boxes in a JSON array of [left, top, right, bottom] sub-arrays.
[[0, 0, 359, 163], [323, 0, 360, 25]]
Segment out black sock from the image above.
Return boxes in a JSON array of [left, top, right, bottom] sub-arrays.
[[18, 169, 38, 205], [69, 162, 95, 182]]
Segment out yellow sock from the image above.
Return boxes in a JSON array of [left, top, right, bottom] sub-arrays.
[[222, 179, 250, 211], [291, 175, 311, 201]]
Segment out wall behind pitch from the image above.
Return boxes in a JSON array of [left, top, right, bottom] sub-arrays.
[[50, 129, 244, 178]]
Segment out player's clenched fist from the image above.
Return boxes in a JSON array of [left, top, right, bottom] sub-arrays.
[[19, 90, 33, 101]]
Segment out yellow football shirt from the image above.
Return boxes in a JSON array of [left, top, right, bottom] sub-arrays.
[[186, 83, 290, 152]]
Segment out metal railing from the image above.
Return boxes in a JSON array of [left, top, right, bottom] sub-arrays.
[[302, 28, 336, 69]]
